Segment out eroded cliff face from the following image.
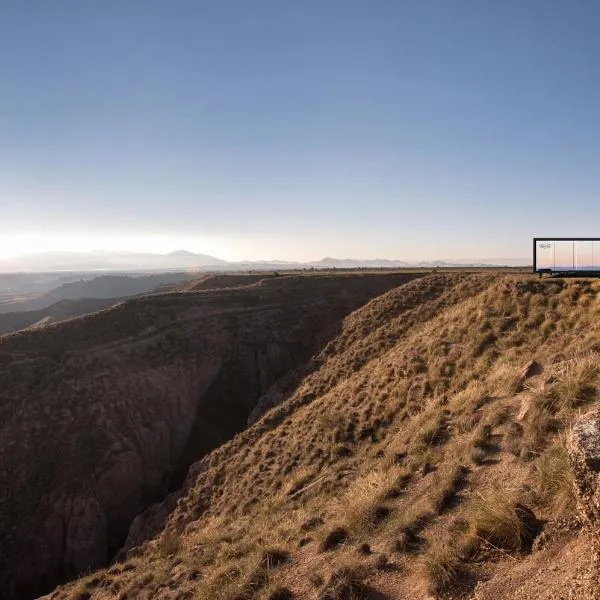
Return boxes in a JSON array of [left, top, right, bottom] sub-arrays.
[[0, 272, 422, 599]]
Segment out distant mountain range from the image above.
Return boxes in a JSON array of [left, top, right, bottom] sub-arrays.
[[0, 250, 530, 273], [0, 251, 227, 272]]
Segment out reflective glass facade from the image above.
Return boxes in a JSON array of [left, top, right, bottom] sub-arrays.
[[534, 239, 600, 272]]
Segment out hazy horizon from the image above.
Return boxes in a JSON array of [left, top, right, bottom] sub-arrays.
[[0, 246, 529, 265], [0, 239, 532, 264], [2, 2, 600, 262]]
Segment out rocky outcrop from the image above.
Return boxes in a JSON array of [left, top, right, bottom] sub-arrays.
[[569, 410, 600, 526], [567, 409, 600, 596]]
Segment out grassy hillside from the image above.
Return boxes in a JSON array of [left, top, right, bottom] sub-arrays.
[[0, 271, 423, 600], [44, 273, 600, 600]]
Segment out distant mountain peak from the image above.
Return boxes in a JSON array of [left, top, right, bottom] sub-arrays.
[[167, 250, 197, 257]]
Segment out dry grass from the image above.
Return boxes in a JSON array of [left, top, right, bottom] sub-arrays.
[[157, 530, 181, 558], [44, 275, 599, 600], [486, 360, 524, 396], [530, 439, 576, 515], [427, 463, 468, 514], [419, 535, 467, 595], [318, 560, 371, 600], [331, 466, 407, 536], [466, 485, 540, 552], [544, 353, 600, 411]]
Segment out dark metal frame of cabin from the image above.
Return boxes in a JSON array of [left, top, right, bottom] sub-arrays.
[[533, 237, 600, 277]]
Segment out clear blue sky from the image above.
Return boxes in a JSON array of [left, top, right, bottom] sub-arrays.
[[1, 1, 599, 261]]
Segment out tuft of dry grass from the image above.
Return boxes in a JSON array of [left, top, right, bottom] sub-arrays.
[[332, 467, 406, 536], [318, 561, 371, 600], [519, 396, 562, 459], [428, 463, 468, 514], [544, 353, 599, 411], [466, 486, 541, 552], [415, 412, 449, 448], [157, 530, 181, 558], [419, 536, 467, 595], [486, 360, 524, 396], [386, 501, 434, 554], [530, 439, 576, 515]]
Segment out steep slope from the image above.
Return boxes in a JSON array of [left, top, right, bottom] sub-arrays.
[[0, 271, 422, 600], [45, 274, 600, 600]]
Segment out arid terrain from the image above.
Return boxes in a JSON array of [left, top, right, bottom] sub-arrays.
[[0, 270, 423, 599], [2, 270, 600, 600]]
